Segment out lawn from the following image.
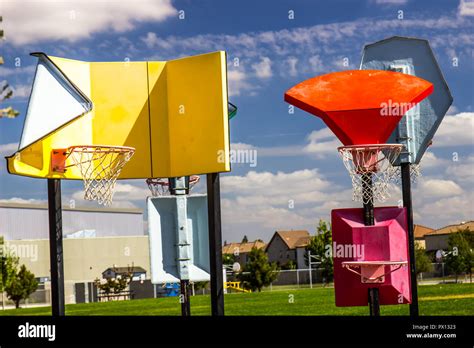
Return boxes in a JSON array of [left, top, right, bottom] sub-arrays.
[[1, 283, 473, 316]]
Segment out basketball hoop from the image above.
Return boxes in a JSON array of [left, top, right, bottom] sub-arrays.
[[338, 144, 402, 204], [146, 175, 200, 196], [52, 145, 135, 206], [342, 260, 407, 284]]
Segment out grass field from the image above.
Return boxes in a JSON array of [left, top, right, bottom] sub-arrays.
[[1, 283, 473, 316]]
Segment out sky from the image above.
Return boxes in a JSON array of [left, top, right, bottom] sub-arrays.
[[0, 0, 473, 243]]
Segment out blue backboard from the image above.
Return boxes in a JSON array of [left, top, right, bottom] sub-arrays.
[[360, 36, 453, 165]]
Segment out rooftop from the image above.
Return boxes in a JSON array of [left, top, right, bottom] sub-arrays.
[[222, 241, 266, 254], [0, 202, 143, 214], [426, 221, 474, 236], [272, 230, 311, 249]]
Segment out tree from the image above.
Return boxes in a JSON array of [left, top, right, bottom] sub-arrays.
[[0, 16, 20, 119], [282, 260, 297, 270], [241, 235, 248, 243], [415, 243, 432, 280], [445, 230, 473, 283], [306, 220, 333, 285], [0, 238, 19, 305], [237, 247, 279, 292], [222, 253, 235, 266], [5, 265, 38, 308]]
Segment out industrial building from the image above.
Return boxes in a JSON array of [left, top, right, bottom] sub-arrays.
[[0, 202, 149, 304]]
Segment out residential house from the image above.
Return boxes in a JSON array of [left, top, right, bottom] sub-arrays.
[[414, 224, 435, 249], [266, 230, 311, 269], [222, 240, 266, 267], [425, 221, 474, 251]]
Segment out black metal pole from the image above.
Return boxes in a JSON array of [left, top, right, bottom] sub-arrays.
[[361, 173, 380, 316], [362, 173, 374, 226], [47, 179, 65, 316], [180, 279, 191, 316], [368, 288, 380, 316], [206, 173, 225, 316], [401, 162, 419, 317]]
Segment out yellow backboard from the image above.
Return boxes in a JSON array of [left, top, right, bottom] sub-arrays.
[[6, 52, 230, 179]]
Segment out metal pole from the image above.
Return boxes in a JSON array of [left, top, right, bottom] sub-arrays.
[[169, 177, 191, 317], [362, 173, 374, 226], [368, 288, 380, 316], [180, 279, 191, 316], [361, 173, 380, 316], [207, 173, 225, 316], [308, 250, 313, 289], [47, 179, 65, 316], [401, 162, 419, 317]]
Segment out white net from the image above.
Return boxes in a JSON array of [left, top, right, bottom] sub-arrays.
[[338, 144, 402, 204], [391, 163, 421, 185], [146, 178, 169, 196], [68, 146, 135, 206], [146, 175, 200, 197]]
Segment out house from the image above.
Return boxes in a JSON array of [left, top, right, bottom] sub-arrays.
[[102, 266, 147, 281], [414, 224, 435, 249], [424, 221, 474, 251], [266, 230, 311, 269], [222, 240, 266, 267]]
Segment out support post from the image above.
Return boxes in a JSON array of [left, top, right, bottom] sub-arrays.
[[362, 173, 374, 226], [401, 162, 419, 317], [180, 279, 191, 316], [169, 177, 191, 317], [368, 288, 380, 316], [47, 179, 65, 316], [207, 173, 225, 316], [361, 173, 379, 316]]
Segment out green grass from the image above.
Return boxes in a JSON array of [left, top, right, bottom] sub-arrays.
[[1, 283, 473, 316]]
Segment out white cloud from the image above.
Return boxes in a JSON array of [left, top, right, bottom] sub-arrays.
[[433, 112, 474, 147], [445, 155, 474, 185], [219, 169, 356, 240], [0, 65, 36, 77], [416, 179, 463, 198], [227, 69, 256, 97], [252, 57, 273, 79], [308, 55, 325, 73], [141, 32, 174, 50], [303, 128, 342, 158], [2, 0, 177, 45], [0, 142, 19, 154], [417, 192, 474, 225], [418, 151, 450, 169], [286, 57, 298, 77], [0, 197, 46, 205], [11, 84, 31, 99], [459, 0, 474, 16]]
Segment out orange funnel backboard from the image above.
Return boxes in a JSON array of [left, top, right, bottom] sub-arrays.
[[284, 70, 433, 145]]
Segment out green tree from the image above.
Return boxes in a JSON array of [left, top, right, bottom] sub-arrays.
[[241, 235, 248, 243], [306, 220, 333, 285], [282, 260, 297, 270], [5, 265, 38, 308], [415, 243, 432, 280], [237, 247, 279, 292], [0, 239, 19, 297], [222, 253, 236, 266], [0, 16, 20, 119], [445, 230, 473, 283]]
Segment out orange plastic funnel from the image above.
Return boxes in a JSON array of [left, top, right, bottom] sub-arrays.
[[284, 70, 433, 145]]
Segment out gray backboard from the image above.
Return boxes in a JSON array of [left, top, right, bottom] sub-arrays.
[[360, 36, 453, 164], [148, 194, 210, 283]]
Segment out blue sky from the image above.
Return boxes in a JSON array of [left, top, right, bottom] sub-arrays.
[[0, 0, 473, 242]]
